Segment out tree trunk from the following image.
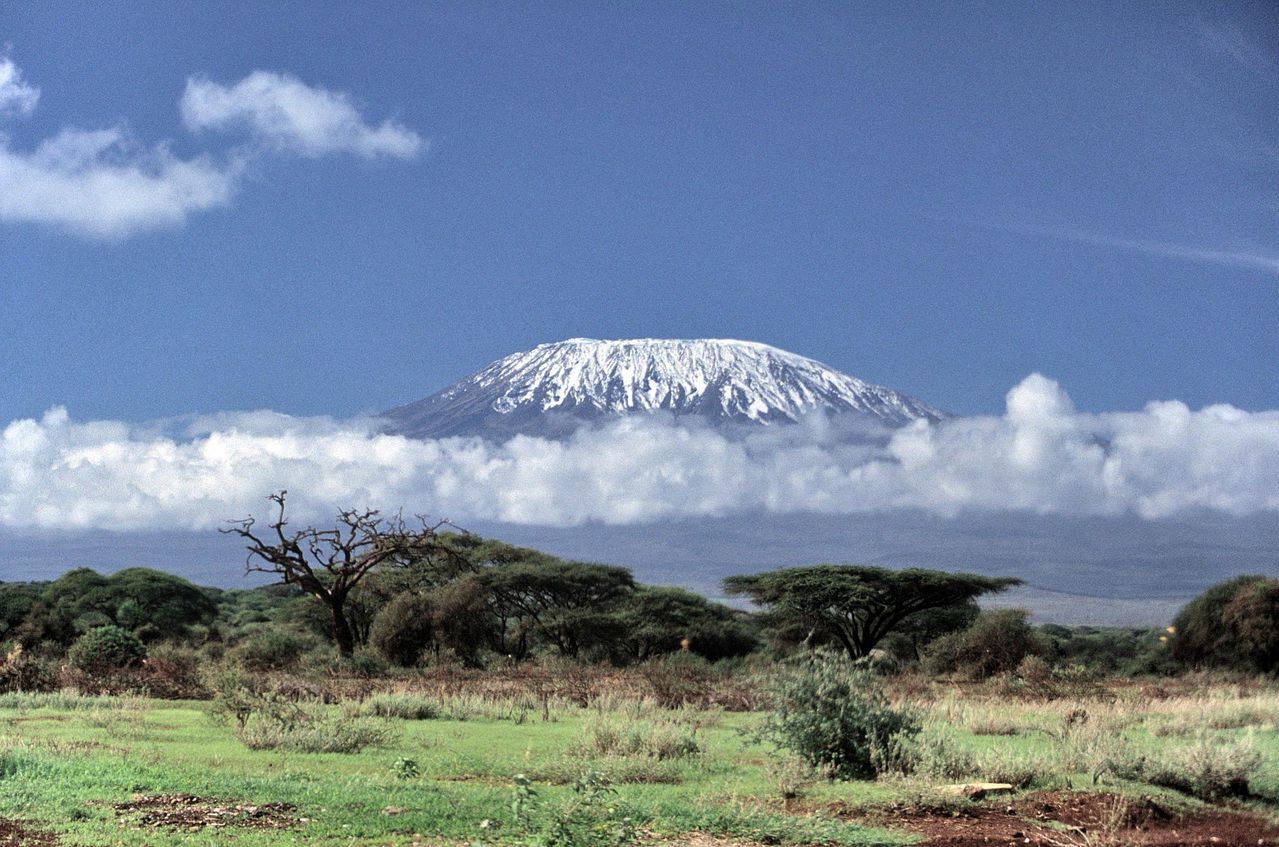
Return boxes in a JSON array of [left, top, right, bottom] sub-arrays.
[[331, 603, 356, 656]]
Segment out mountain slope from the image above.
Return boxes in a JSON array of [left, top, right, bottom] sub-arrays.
[[382, 338, 947, 440]]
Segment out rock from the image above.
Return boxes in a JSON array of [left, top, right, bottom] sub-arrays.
[[942, 783, 1016, 800]]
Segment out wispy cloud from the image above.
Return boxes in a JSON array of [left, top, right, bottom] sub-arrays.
[[0, 58, 39, 117], [1199, 20, 1276, 81], [994, 223, 1279, 278], [1, 375, 1277, 531], [0, 59, 423, 239], [181, 71, 424, 159]]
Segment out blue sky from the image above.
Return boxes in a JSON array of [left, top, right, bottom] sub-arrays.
[[1, 0, 1276, 424]]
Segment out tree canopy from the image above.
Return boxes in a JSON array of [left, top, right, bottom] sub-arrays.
[[1171, 575, 1279, 673], [723, 564, 1021, 660]]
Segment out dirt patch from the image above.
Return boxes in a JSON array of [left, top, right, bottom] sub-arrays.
[[0, 818, 58, 846], [850, 790, 1279, 846], [112, 794, 300, 831]]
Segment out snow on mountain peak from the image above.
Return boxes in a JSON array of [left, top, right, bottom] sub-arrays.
[[382, 338, 947, 440]]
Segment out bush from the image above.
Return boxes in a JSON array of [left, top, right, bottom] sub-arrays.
[[924, 610, 1046, 679], [573, 713, 701, 760], [1113, 736, 1262, 801], [638, 653, 715, 708], [369, 593, 435, 666], [67, 625, 146, 672], [477, 772, 638, 847], [231, 628, 314, 672], [237, 708, 394, 753], [1171, 575, 1277, 673], [759, 651, 919, 780]]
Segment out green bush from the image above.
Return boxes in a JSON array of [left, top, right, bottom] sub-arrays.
[[572, 713, 701, 760], [369, 593, 435, 666], [758, 651, 919, 780], [67, 625, 146, 671], [231, 628, 314, 672], [476, 772, 637, 847], [1113, 736, 1262, 801], [237, 708, 394, 753], [924, 609, 1046, 679]]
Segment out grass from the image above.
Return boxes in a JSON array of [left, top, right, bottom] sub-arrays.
[[0, 680, 1275, 846]]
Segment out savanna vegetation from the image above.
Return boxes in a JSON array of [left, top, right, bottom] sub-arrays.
[[1, 496, 1276, 846]]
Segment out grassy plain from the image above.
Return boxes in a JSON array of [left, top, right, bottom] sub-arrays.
[[0, 681, 1276, 847]]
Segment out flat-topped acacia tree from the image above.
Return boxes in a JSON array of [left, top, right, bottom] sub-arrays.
[[723, 564, 1021, 660], [222, 491, 459, 656]]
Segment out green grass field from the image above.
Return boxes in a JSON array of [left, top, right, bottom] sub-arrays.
[[1, 684, 1276, 847]]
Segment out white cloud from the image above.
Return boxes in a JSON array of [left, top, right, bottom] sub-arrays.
[[0, 60, 421, 238], [1, 375, 1277, 532], [0, 59, 39, 117], [181, 71, 424, 159], [0, 127, 240, 238]]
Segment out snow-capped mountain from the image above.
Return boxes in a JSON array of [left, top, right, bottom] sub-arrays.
[[381, 338, 947, 440]]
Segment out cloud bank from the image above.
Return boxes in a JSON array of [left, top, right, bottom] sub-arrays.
[[1, 375, 1276, 532], [0, 59, 421, 239]]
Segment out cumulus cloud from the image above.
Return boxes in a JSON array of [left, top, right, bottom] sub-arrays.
[[0, 59, 421, 238], [0, 128, 240, 238], [0, 59, 39, 117], [181, 71, 424, 159], [1, 375, 1277, 532]]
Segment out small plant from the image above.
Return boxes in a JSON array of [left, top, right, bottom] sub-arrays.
[[476, 772, 638, 847], [759, 651, 920, 780], [767, 755, 819, 802], [392, 757, 420, 780]]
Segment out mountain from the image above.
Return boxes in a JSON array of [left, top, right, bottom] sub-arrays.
[[381, 338, 947, 440]]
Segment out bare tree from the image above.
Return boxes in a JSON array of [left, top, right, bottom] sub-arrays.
[[222, 491, 456, 656]]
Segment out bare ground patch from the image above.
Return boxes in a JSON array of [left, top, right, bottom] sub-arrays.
[[845, 790, 1279, 846], [0, 818, 58, 846], [112, 794, 300, 831]]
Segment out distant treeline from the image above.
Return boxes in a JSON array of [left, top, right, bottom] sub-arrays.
[[0, 533, 1275, 689]]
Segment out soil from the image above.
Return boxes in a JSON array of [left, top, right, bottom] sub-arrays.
[[112, 794, 300, 831], [0, 819, 58, 847], [854, 790, 1279, 846]]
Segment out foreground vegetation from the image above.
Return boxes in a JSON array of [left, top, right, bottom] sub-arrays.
[[0, 666, 1276, 847], [2, 500, 1277, 845]]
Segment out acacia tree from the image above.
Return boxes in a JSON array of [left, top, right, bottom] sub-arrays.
[[723, 564, 1021, 660], [222, 491, 457, 656]]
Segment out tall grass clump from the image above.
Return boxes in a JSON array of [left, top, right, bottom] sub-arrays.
[[1113, 734, 1263, 801], [237, 707, 394, 753], [572, 713, 701, 760], [758, 651, 919, 780], [353, 693, 441, 720]]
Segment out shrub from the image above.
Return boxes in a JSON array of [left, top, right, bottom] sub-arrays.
[[573, 713, 701, 760], [1113, 736, 1262, 801], [924, 610, 1046, 680], [354, 693, 441, 720], [638, 653, 715, 708], [882, 725, 976, 780], [0, 645, 57, 693], [477, 772, 638, 847], [67, 625, 146, 672], [369, 593, 436, 666], [238, 708, 394, 753], [758, 651, 920, 780], [231, 628, 314, 672]]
